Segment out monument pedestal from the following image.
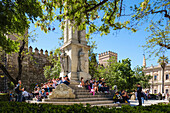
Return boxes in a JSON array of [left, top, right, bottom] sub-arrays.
[[77, 72, 91, 82], [49, 84, 75, 99]]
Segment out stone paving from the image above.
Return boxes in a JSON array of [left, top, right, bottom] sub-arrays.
[[130, 99, 169, 106]]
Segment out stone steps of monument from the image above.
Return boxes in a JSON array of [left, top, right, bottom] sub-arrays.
[[76, 94, 112, 98], [45, 97, 112, 102], [29, 100, 114, 106], [73, 89, 90, 92], [69, 85, 86, 89], [38, 84, 115, 107], [75, 91, 112, 96], [75, 92, 92, 95], [75, 92, 111, 95]]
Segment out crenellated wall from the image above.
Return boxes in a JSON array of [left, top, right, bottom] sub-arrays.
[[0, 46, 57, 91], [98, 51, 118, 67]]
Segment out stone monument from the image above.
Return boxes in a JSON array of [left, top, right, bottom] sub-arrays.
[[49, 84, 75, 99], [60, 20, 91, 84]]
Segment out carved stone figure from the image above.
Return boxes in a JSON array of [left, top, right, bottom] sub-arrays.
[[60, 50, 66, 72], [77, 48, 82, 72]]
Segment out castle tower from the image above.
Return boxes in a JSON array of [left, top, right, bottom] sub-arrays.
[[143, 54, 146, 68], [98, 51, 118, 67], [60, 20, 91, 84]]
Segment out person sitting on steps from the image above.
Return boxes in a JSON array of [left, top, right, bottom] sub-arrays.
[[113, 92, 123, 103], [78, 77, 85, 87], [93, 81, 99, 93], [63, 75, 70, 85], [85, 80, 91, 90]]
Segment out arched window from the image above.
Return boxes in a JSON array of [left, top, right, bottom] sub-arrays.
[[166, 74, 169, 80], [166, 89, 169, 94], [154, 75, 157, 80], [154, 90, 157, 94]]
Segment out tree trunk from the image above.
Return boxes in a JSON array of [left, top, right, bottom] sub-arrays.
[[161, 64, 165, 94], [0, 62, 17, 84], [16, 40, 25, 82]]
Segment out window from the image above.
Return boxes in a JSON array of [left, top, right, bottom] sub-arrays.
[[166, 89, 169, 94], [154, 90, 157, 94], [154, 75, 157, 80], [166, 74, 169, 80]]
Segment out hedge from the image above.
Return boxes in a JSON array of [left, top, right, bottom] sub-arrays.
[[0, 93, 9, 101], [0, 102, 170, 113]]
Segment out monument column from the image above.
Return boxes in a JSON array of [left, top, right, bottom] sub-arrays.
[[60, 20, 91, 84]]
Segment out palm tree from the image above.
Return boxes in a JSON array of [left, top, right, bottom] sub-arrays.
[[158, 55, 168, 93]]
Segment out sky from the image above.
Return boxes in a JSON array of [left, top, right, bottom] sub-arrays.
[[28, 21, 170, 69], [28, 0, 170, 69]]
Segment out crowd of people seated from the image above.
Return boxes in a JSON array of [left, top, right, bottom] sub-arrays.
[[113, 90, 130, 104], [9, 77, 131, 103], [32, 75, 70, 101], [79, 77, 110, 95]]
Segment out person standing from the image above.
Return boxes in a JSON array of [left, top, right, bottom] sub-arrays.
[[162, 93, 165, 100], [167, 93, 169, 100], [137, 83, 142, 106], [145, 91, 148, 101], [17, 80, 23, 102]]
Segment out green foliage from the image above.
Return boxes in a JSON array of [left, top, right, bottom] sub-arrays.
[[37, 0, 169, 58], [88, 39, 99, 78], [0, 34, 19, 54], [39, 0, 135, 38], [1, 102, 170, 112], [89, 53, 99, 78], [0, 0, 43, 53], [96, 58, 152, 92], [0, 94, 9, 101], [98, 58, 135, 92], [158, 55, 169, 67], [133, 66, 152, 89], [44, 48, 61, 79], [131, 0, 170, 57]]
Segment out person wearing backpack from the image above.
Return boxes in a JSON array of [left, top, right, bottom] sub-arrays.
[[137, 83, 142, 106], [16, 80, 23, 102], [141, 91, 145, 104]]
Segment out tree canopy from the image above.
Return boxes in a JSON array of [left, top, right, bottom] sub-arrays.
[[93, 57, 151, 92], [43, 48, 61, 80], [1, 0, 169, 57], [0, 0, 43, 53], [37, 0, 169, 57]]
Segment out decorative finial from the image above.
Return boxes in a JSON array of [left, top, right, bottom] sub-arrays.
[[143, 54, 146, 67]]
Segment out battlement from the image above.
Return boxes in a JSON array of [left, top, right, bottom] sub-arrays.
[[98, 51, 118, 67], [28, 46, 57, 58], [98, 51, 117, 57]]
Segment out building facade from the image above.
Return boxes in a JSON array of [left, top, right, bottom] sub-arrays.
[[143, 55, 170, 94], [98, 51, 117, 67]]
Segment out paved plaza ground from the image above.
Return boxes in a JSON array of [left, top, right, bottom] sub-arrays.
[[130, 99, 169, 106]]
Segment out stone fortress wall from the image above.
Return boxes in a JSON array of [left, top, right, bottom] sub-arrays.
[[0, 45, 57, 91]]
